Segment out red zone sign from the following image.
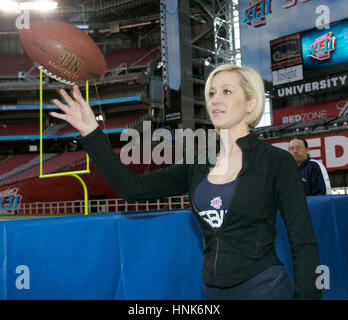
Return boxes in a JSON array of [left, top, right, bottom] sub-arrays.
[[267, 132, 348, 171], [273, 97, 348, 125]]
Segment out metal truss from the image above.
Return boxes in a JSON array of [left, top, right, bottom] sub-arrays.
[[193, 0, 241, 66]]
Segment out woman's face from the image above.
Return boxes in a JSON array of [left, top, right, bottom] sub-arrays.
[[207, 71, 251, 131]]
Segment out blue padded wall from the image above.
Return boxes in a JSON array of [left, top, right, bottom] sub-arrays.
[[0, 195, 347, 300]]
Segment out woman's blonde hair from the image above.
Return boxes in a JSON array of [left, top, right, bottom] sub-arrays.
[[204, 63, 265, 130]]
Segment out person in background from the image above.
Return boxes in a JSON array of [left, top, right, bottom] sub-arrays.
[[289, 137, 332, 195]]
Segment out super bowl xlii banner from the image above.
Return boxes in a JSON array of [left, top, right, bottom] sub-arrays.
[[239, 0, 348, 83], [270, 18, 348, 89], [0, 188, 22, 214]]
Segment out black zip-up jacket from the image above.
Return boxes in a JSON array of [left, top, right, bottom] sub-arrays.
[[79, 126, 321, 300]]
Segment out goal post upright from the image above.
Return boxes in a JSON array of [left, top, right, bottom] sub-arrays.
[[39, 70, 90, 215]]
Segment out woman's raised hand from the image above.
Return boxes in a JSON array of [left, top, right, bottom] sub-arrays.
[[50, 85, 99, 137]]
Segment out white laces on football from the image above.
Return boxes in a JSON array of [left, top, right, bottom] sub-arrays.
[[37, 64, 76, 86]]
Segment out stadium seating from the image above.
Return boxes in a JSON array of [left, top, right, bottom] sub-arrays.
[[0, 154, 38, 176], [0, 54, 36, 76], [55, 114, 144, 135], [0, 153, 54, 182], [0, 151, 86, 186], [0, 143, 172, 205], [41, 151, 86, 174], [0, 123, 43, 136], [0, 45, 160, 78], [0, 45, 159, 204], [0, 114, 144, 138], [104, 115, 145, 129], [105, 45, 160, 69]]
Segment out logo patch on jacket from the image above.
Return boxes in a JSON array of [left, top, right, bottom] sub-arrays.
[[198, 196, 227, 228], [210, 196, 222, 209], [198, 210, 226, 228]]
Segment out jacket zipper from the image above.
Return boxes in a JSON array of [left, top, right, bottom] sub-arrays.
[[190, 178, 217, 286], [190, 166, 242, 287], [214, 232, 219, 286], [191, 197, 220, 287], [210, 176, 240, 287], [190, 137, 251, 287], [254, 225, 262, 256]]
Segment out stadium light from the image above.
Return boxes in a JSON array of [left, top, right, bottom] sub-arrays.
[[75, 25, 89, 30], [0, 0, 19, 11], [0, 1, 57, 12]]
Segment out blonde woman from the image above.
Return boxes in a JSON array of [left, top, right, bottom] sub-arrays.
[[50, 64, 320, 300]]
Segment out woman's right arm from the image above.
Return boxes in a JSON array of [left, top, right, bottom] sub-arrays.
[[79, 126, 189, 202], [50, 85, 189, 202]]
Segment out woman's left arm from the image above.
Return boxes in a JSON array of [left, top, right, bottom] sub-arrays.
[[274, 150, 321, 300]]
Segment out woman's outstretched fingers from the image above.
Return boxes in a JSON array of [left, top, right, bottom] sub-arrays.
[[49, 85, 97, 136], [71, 85, 87, 106], [57, 88, 75, 106], [49, 111, 67, 121], [51, 99, 69, 113]]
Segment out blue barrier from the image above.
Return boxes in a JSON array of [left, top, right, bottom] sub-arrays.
[[0, 210, 203, 300], [0, 195, 347, 300], [275, 195, 348, 300]]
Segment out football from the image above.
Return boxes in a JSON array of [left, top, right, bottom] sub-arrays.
[[19, 20, 107, 85]]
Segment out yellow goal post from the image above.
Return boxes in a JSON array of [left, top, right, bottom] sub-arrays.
[[39, 70, 90, 215]]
